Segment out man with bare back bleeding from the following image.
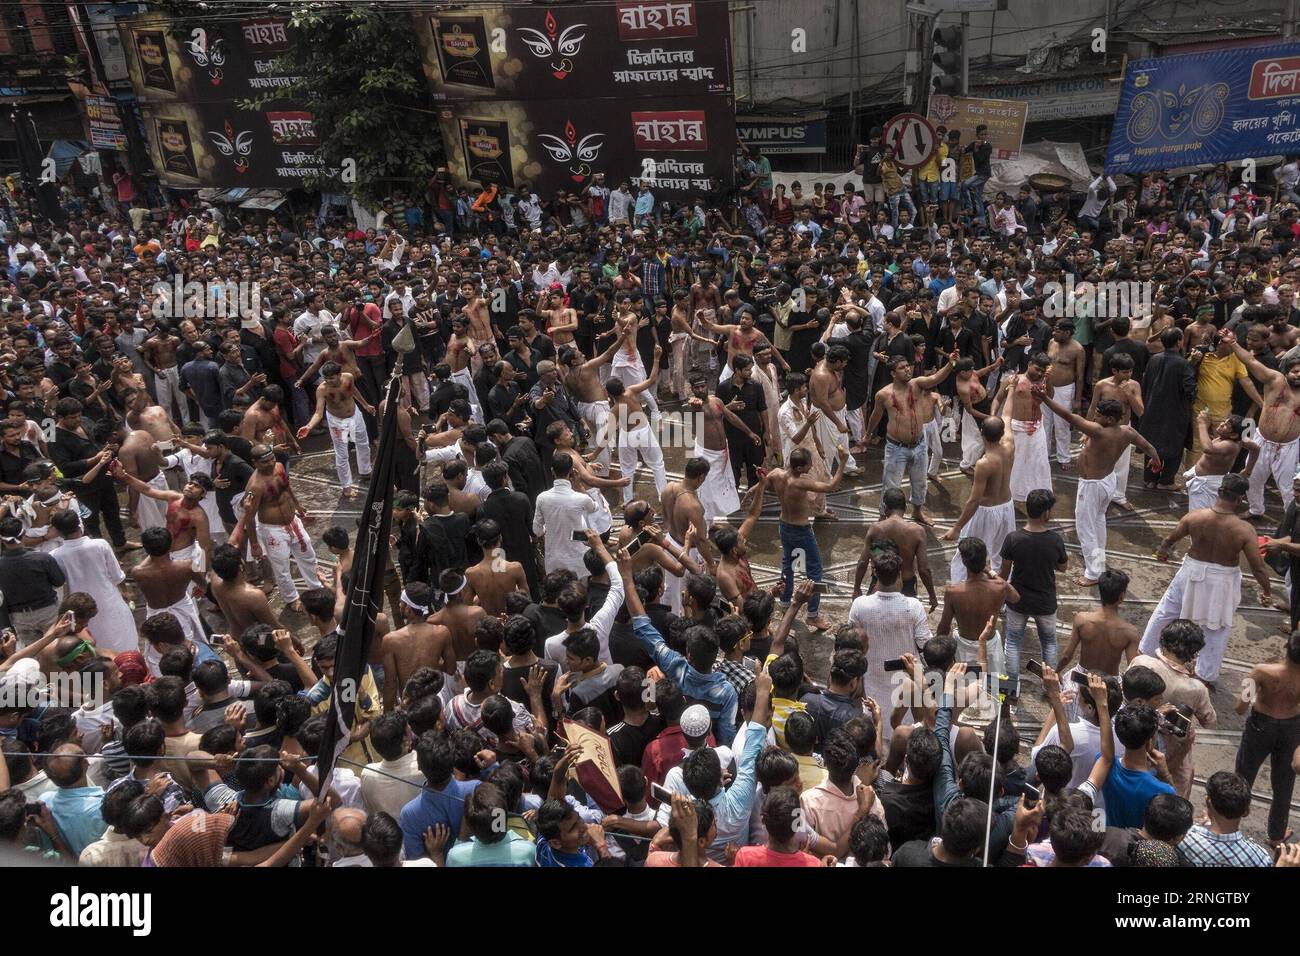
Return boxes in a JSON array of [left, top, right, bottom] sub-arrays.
[[944, 400, 1016, 584], [864, 353, 955, 525], [297, 362, 375, 500], [231, 444, 320, 614], [1223, 330, 1300, 519]]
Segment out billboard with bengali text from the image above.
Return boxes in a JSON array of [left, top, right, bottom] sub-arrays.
[[1105, 42, 1300, 173]]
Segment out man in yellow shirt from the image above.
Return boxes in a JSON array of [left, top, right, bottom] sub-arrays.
[[1190, 334, 1261, 457], [915, 125, 948, 226]]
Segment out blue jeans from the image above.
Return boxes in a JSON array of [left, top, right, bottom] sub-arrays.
[[779, 521, 822, 615], [882, 435, 929, 507], [888, 190, 917, 227], [1004, 608, 1058, 689], [961, 175, 989, 223]]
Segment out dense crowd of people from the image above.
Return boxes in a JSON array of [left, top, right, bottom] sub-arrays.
[[2, 132, 1300, 870]]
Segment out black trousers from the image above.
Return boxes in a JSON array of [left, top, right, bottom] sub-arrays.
[[81, 480, 126, 547], [1235, 710, 1300, 842], [727, 431, 763, 488]]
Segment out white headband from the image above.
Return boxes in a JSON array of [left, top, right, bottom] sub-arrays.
[[400, 589, 429, 616]]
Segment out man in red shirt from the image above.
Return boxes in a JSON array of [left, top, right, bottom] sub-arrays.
[[733, 788, 827, 867], [341, 287, 386, 408], [641, 683, 715, 787], [271, 307, 310, 428]]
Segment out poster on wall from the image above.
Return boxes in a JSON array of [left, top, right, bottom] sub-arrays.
[[120, 13, 301, 102], [141, 102, 337, 188], [413, 1, 732, 101], [437, 95, 735, 198]]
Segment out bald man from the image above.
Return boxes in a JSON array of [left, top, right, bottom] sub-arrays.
[[326, 807, 370, 867], [37, 743, 108, 856]]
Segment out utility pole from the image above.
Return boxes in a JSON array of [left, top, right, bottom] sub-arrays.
[[1287, 0, 1297, 39], [960, 12, 970, 95]]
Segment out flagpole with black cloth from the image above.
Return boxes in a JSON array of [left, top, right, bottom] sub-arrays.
[[10, 109, 63, 223], [316, 325, 415, 792]]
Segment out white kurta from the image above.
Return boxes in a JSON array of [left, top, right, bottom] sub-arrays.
[[50, 537, 139, 655]]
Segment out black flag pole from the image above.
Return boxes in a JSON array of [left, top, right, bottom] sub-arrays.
[[316, 338, 410, 793]]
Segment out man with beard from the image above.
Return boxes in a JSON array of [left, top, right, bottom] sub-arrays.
[[1139, 327, 1197, 490], [1223, 330, 1300, 520]]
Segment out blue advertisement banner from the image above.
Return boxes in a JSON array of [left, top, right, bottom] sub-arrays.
[[736, 115, 827, 154], [1105, 42, 1300, 173]]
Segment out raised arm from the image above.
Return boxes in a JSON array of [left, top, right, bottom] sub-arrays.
[[1225, 331, 1284, 388], [914, 355, 956, 391]]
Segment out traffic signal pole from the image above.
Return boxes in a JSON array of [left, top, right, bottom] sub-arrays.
[[960, 12, 970, 95]]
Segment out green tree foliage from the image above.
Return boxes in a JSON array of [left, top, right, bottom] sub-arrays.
[[250, 4, 442, 203]]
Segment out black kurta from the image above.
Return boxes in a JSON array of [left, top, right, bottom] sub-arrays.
[[1138, 350, 1196, 485]]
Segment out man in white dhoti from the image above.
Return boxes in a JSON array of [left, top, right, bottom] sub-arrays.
[[1140, 474, 1273, 684], [1222, 332, 1300, 520], [1184, 411, 1248, 513], [996, 360, 1054, 503], [688, 376, 744, 524], [751, 345, 783, 467], [1044, 319, 1086, 467], [1037, 393, 1161, 587], [48, 511, 138, 655], [606, 373, 667, 504], [943, 412, 1017, 583], [131, 526, 208, 651], [610, 314, 660, 431]]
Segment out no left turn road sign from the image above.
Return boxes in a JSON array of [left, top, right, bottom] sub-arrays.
[[883, 112, 938, 170]]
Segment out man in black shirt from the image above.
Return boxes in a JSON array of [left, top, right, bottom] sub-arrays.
[[877, 725, 941, 852], [961, 124, 994, 227], [1098, 316, 1149, 382], [528, 361, 585, 482], [202, 432, 254, 534], [715, 354, 767, 490], [478, 459, 538, 597], [48, 398, 127, 548], [486, 419, 545, 503], [0, 420, 41, 494], [0, 516, 66, 644], [997, 488, 1069, 696]]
